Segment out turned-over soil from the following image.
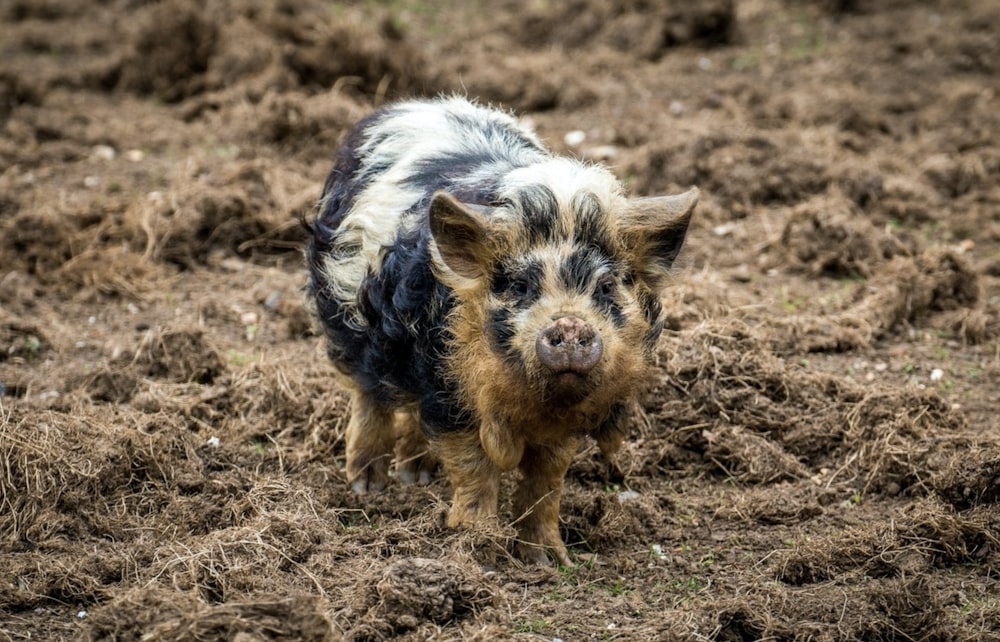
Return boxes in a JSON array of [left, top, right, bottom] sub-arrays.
[[1, 0, 998, 639]]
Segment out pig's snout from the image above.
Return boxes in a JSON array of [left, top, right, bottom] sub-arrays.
[[536, 316, 603, 375]]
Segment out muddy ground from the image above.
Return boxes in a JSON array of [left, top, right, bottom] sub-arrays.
[[1, 0, 999, 639]]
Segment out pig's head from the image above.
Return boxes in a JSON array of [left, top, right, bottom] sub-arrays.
[[429, 160, 697, 417]]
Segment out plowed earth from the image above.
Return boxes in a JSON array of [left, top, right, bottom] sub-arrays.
[[1, 1, 998, 640]]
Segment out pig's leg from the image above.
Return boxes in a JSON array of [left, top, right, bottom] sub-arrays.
[[345, 390, 394, 494], [394, 409, 437, 486], [512, 438, 579, 567], [435, 430, 501, 528]]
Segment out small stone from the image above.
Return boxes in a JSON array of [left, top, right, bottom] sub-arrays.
[[583, 145, 618, 161], [930, 368, 944, 382], [564, 130, 586, 147], [263, 292, 283, 311], [713, 222, 736, 237], [618, 490, 641, 503], [92, 145, 116, 161], [125, 149, 145, 162]]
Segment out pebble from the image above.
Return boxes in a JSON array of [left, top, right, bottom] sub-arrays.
[[564, 130, 586, 147], [713, 222, 736, 237], [92, 145, 116, 161], [583, 144, 618, 161], [930, 368, 944, 382], [125, 149, 145, 162], [263, 291, 283, 311], [83, 175, 101, 189], [618, 490, 641, 503]]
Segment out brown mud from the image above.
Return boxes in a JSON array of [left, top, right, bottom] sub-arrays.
[[1, 0, 998, 639]]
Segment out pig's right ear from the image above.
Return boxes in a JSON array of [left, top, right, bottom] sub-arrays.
[[622, 187, 699, 288], [428, 191, 496, 284]]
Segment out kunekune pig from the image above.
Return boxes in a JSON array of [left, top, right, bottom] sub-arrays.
[[306, 97, 697, 566]]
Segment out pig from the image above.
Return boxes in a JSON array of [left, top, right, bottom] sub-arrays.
[[305, 97, 697, 566]]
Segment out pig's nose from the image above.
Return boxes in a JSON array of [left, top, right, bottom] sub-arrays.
[[536, 316, 603, 374]]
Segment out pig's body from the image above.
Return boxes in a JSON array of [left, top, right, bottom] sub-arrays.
[[307, 97, 697, 565]]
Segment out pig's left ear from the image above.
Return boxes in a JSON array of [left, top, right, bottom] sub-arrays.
[[428, 191, 497, 286], [622, 187, 698, 287]]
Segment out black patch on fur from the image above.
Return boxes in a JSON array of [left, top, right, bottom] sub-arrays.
[[637, 287, 664, 349], [572, 191, 616, 259], [444, 109, 546, 155], [517, 185, 560, 245], [595, 278, 626, 329], [403, 149, 507, 202], [309, 220, 472, 435], [488, 306, 517, 359], [491, 259, 543, 308], [559, 246, 602, 293]]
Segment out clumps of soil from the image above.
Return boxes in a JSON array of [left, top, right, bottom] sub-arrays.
[[0, 208, 77, 279], [560, 486, 671, 551], [716, 576, 949, 641], [512, 0, 737, 59], [135, 325, 224, 384], [115, 0, 435, 104], [647, 320, 966, 495], [0, 70, 42, 120], [630, 133, 830, 216], [704, 425, 809, 483], [766, 246, 988, 352], [117, 1, 219, 103], [775, 499, 998, 586], [711, 497, 999, 640], [279, 9, 432, 98], [84, 591, 336, 642], [932, 453, 1000, 510], [347, 557, 494, 639], [0, 314, 47, 364], [716, 483, 826, 525], [778, 197, 914, 278], [134, 161, 314, 269]]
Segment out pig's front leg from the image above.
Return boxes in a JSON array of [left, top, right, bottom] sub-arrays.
[[436, 430, 502, 528], [512, 438, 579, 567]]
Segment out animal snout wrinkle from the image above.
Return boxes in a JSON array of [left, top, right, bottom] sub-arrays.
[[536, 316, 603, 374]]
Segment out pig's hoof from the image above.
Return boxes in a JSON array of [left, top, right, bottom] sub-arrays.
[[515, 541, 572, 568], [348, 459, 390, 494], [396, 453, 437, 486], [350, 475, 387, 495]]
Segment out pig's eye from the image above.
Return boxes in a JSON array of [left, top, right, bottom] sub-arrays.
[[508, 277, 531, 300], [595, 275, 617, 300]]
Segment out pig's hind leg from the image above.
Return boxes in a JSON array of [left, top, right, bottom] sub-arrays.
[[512, 439, 579, 567], [394, 409, 438, 486], [345, 390, 395, 494]]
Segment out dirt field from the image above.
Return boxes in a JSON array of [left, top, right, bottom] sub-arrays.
[[2, 0, 999, 639]]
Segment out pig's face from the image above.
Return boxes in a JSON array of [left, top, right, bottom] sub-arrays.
[[429, 160, 698, 411]]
